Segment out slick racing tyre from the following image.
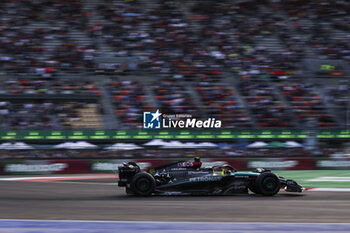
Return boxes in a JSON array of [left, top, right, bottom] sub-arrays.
[[255, 172, 280, 196], [125, 187, 135, 195], [248, 185, 261, 194], [130, 172, 156, 196]]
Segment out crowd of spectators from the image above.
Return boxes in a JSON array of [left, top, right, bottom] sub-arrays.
[[280, 80, 338, 127], [0, 0, 97, 75], [108, 79, 152, 128], [96, 0, 218, 77], [237, 79, 294, 127], [277, 0, 350, 63], [1, 0, 349, 74], [0, 146, 347, 159], [0, 101, 55, 129], [325, 80, 349, 108], [143, 1, 210, 76], [152, 78, 199, 118], [96, 0, 146, 56], [325, 80, 349, 123], [0, 101, 103, 129], [191, 0, 301, 73], [193, 74, 251, 128], [1, 79, 101, 95]]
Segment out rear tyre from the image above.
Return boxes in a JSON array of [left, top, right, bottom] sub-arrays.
[[125, 187, 135, 195], [130, 172, 156, 196], [248, 185, 261, 194], [255, 172, 280, 196]]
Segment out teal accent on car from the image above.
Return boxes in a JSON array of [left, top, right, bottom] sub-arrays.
[[233, 172, 260, 176]]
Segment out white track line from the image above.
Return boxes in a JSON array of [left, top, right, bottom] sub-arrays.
[[0, 176, 87, 181], [1, 176, 350, 192], [0, 175, 116, 181], [1, 219, 350, 224], [308, 188, 350, 192], [307, 177, 350, 182], [34, 181, 118, 185], [3, 179, 350, 192]]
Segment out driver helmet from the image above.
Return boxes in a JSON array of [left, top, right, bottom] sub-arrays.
[[194, 157, 200, 162]]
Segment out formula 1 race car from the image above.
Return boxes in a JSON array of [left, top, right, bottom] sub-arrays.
[[118, 158, 305, 196]]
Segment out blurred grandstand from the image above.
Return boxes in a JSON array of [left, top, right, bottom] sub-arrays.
[[0, 0, 349, 158]]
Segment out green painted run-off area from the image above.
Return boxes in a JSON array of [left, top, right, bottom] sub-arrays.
[[273, 170, 350, 188]]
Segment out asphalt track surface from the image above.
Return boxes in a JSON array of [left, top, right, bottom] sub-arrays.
[[1, 179, 350, 223]]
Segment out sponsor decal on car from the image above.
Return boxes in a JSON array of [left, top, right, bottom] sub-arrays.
[[189, 176, 223, 182], [234, 175, 249, 179]]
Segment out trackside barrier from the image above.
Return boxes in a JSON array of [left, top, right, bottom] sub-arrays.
[[0, 158, 349, 175]]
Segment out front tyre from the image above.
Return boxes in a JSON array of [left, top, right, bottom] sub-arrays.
[[130, 172, 156, 196], [255, 172, 280, 196]]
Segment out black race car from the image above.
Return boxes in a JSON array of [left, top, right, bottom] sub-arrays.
[[118, 159, 305, 196]]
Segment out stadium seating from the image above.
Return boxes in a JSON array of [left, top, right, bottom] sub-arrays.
[[0, 0, 349, 130], [58, 102, 104, 129]]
